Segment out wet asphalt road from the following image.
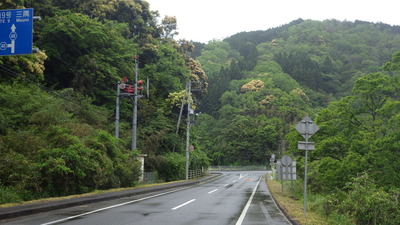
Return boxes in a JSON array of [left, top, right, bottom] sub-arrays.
[[2, 171, 291, 225]]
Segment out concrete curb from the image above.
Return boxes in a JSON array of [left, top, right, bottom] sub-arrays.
[[268, 189, 301, 225], [264, 176, 301, 225], [0, 174, 221, 220]]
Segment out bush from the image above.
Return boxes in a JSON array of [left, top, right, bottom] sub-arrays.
[[158, 153, 186, 182], [0, 186, 22, 204], [338, 174, 400, 225]]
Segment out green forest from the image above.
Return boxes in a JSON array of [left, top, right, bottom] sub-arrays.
[[1, 1, 400, 224]]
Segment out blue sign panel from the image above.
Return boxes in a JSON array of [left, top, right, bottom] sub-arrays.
[[0, 8, 33, 56]]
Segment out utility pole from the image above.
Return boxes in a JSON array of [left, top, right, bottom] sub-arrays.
[[114, 55, 143, 151], [185, 81, 192, 180], [132, 55, 139, 151], [176, 84, 188, 135], [115, 81, 121, 138]]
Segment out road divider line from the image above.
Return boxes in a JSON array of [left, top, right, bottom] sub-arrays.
[[208, 189, 218, 194], [224, 183, 230, 187], [171, 199, 196, 210], [235, 176, 262, 225]]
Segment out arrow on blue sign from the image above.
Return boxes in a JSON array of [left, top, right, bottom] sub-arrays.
[[0, 8, 33, 56]]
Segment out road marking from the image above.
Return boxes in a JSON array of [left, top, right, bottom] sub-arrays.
[[233, 180, 237, 182], [239, 173, 248, 179], [224, 183, 230, 187], [259, 202, 273, 224], [40, 186, 193, 225], [171, 199, 196, 210], [235, 176, 262, 225], [208, 189, 218, 194]]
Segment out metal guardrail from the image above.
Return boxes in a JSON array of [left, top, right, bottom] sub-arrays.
[[188, 169, 208, 180], [143, 169, 208, 184], [143, 172, 159, 184], [208, 166, 268, 171]]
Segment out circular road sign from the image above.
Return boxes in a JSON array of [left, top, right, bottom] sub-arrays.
[[281, 155, 293, 167]]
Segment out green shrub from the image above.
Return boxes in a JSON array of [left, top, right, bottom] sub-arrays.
[[326, 211, 354, 225], [339, 174, 400, 225], [0, 186, 22, 204], [158, 153, 186, 181]]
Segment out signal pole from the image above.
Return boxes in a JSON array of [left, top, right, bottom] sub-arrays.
[[114, 55, 143, 152], [115, 81, 121, 138], [132, 55, 139, 151]]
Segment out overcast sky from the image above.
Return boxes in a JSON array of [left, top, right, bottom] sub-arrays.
[[145, 0, 399, 43]]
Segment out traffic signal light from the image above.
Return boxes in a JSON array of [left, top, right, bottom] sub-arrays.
[[120, 79, 143, 94], [137, 80, 143, 91], [124, 85, 135, 93]]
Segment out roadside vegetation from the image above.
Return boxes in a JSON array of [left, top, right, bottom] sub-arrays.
[[1, 1, 399, 223]]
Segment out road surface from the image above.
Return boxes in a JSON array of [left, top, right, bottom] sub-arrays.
[[1, 171, 291, 225]]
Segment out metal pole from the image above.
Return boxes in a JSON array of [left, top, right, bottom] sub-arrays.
[[115, 82, 120, 138], [131, 56, 139, 151], [176, 84, 188, 135], [304, 121, 309, 218], [185, 81, 191, 180], [304, 147, 308, 218]]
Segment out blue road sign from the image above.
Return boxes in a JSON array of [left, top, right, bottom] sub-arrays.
[[0, 8, 33, 56]]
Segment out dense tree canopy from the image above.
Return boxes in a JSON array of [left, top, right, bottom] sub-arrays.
[[0, 0, 208, 200]]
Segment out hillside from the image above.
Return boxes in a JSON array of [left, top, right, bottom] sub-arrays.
[[193, 19, 400, 224], [1, 2, 400, 224]]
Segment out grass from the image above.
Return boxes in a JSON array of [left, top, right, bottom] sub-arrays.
[[265, 176, 331, 225], [0, 174, 216, 208], [0, 179, 194, 208]]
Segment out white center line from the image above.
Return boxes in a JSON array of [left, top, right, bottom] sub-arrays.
[[224, 183, 230, 187], [208, 189, 218, 194], [171, 199, 196, 210]]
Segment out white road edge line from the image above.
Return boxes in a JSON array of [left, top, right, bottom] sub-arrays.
[[235, 176, 262, 225], [171, 199, 196, 210], [208, 189, 218, 194], [40, 186, 193, 225]]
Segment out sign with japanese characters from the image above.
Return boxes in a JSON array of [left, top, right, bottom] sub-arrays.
[[0, 8, 33, 55]]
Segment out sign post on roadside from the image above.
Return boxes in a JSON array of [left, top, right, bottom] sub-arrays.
[[276, 155, 296, 194], [295, 116, 319, 219]]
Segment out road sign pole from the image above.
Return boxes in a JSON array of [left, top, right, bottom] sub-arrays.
[[304, 144, 308, 218], [295, 116, 319, 219], [304, 120, 309, 218]]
